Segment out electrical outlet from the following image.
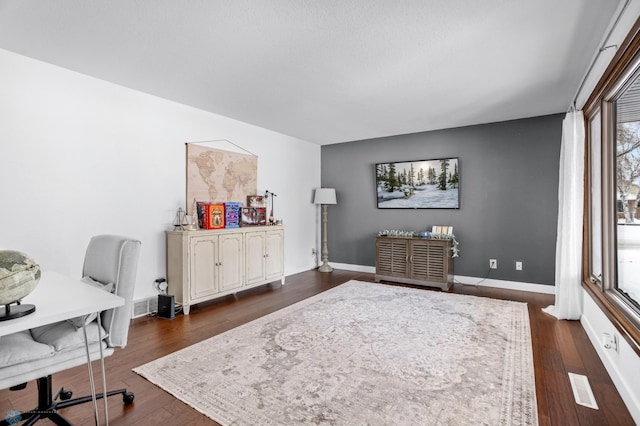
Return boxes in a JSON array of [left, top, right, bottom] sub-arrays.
[[603, 332, 619, 353], [490, 259, 497, 269], [516, 261, 523, 271]]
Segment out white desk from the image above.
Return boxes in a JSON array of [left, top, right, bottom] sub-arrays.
[[0, 271, 124, 336], [0, 271, 124, 425]]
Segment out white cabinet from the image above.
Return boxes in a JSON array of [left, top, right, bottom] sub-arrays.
[[189, 235, 218, 300], [167, 226, 284, 315], [245, 228, 284, 285], [189, 233, 244, 300], [265, 229, 284, 280]]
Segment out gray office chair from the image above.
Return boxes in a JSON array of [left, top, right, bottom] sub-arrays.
[[0, 235, 141, 425]]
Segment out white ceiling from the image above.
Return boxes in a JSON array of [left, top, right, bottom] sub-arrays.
[[0, 1, 621, 145]]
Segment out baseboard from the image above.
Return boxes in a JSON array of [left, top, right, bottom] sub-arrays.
[[330, 263, 555, 295], [454, 275, 555, 295], [286, 264, 319, 276], [330, 263, 376, 273]]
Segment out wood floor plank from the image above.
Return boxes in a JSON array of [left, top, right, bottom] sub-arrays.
[[0, 270, 634, 425], [555, 320, 586, 374]]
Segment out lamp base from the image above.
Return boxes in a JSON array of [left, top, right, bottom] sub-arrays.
[[318, 262, 333, 273]]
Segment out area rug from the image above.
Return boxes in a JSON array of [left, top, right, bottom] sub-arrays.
[[133, 280, 538, 425]]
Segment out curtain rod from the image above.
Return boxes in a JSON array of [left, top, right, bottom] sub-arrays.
[[568, 0, 631, 112]]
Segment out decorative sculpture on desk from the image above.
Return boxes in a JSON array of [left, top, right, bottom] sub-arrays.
[[189, 198, 199, 230], [0, 250, 40, 321], [265, 190, 278, 224], [173, 208, 189, 231]]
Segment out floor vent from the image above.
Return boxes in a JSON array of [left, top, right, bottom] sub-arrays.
[[132, 296, 158, 318], [568, 372, 599, 410]]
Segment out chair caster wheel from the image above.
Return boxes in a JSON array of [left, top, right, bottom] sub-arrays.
[[123, 392, 134, 405], [60, 389, 73, 400]]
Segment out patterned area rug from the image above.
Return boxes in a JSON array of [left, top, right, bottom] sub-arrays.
[[133, 281, 538, 425]]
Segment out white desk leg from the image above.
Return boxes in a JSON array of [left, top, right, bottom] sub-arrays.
[[81, 318, 100, 425], [97, 313, 109, 426]]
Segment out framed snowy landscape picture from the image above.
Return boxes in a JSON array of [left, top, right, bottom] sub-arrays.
[[375, 157, 460, 209]]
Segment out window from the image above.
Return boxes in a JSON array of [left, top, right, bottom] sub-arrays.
[[615, 91, 640, 311], [584, 21, 640, 351]]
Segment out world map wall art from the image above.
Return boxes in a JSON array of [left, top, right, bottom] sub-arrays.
[[186, 142, 258, 217]]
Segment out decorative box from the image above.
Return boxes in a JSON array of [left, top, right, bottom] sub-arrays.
[[224, 202, 242, 228], [196, 202, 225, 229], [196, 202, 209, 229], [241, 207, 266, 226], [207, 204, 225, 229]]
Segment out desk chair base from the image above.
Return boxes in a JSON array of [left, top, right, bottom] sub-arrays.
[[1, 375, 134, 425]]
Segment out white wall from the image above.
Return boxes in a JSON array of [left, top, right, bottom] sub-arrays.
[[0, 48, 320, 301], [581, 291, 640, 422]]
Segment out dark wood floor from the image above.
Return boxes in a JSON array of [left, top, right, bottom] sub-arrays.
[[0, 270, 634, 425]]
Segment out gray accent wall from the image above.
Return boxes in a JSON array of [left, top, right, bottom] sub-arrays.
[[321, 113, 564, 286]]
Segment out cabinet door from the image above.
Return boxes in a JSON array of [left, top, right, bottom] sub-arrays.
[[265, 229, 284, 280], [245, 231, 266, 285], [189, 235, 218, 299], [376, 238, 409, 277], [219, 233, 244, 291], [410, 240, 447, 283]]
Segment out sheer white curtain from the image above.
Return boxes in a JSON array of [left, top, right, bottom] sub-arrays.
[[543, 110, 585, 320]]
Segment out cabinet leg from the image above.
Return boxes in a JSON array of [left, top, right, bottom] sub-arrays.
[[183, 305, 190, 315], [281, 277, 285, 286]]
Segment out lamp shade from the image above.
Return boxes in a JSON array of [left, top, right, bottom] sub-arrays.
[[313, 188, 337, 205]]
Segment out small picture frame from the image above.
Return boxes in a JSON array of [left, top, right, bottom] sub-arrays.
[[247, 195, 265, 208], [432, 226, 453, 235]]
